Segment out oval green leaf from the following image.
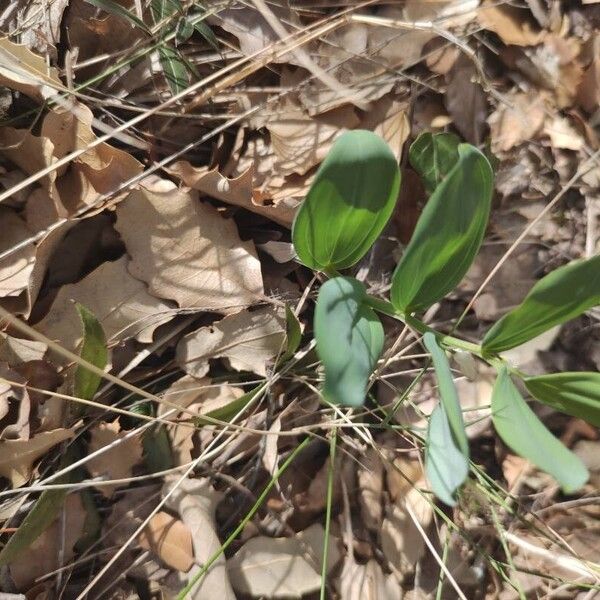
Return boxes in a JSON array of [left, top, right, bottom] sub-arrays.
[[314, 277, 384, 407], [492, 368, 588, 493], [425, 403, 469, 507], [391, 144, 493, 314], [409, 132, 461, 193], [524, 372, 600, 428], [423, 333, 469, 457], [483, 255, 600, 354], [292, 130, 400, 272], [75, 303, 107, 402]]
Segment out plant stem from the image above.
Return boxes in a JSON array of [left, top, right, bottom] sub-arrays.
[[320, 429, 337, 600], [364, 295, 482, 355]]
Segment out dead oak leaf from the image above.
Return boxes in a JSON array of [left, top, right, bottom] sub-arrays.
[[87, 420, 143, 497], [176, 305, 286, 379], [35, 256, 174, 356], [0, 427, 75, 487], [138, 511, 194, 572], [115, 177, 264, 312]]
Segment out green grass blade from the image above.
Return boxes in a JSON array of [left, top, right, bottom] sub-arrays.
[[85, 0, 150, 33]]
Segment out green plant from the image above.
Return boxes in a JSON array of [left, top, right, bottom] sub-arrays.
[[292, 129, 599, 505]]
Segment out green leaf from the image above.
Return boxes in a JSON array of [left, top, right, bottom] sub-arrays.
[[86, 0, 150, 33], [196, 385, 263, 425], [314, 277, 384, 407], [76, 489, 101, 553], [151, 0, 182, 23], [158, 44, 190, 96], [491, 368, 588, 493], [524, 372, 600, 428], [190, 13, 219, 51], [425, 404, 469, 507], [423, 333, 469, 456], [483, 255, 600, 354], [74, 303, 107, 402], [292, 130, 400, 272], [0, 488, 67, 565], [391, 144, 493, 314], [409, 132, 461, 193], [279, 305, 302, 363], [143, 425, 174, 472], [176, 17, 195, 42]]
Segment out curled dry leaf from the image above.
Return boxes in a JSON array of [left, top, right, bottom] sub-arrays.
[[176, 305, 286, 379], [86, 420, 143, 497], [115, 177, 264, 312], [8, 493, 86, 590], [138, 511, 194, 572], [227, 524, 340, 599], [0, 427, 75, 487], [164, 476, 235, 600], [35, 256, 174, 356]]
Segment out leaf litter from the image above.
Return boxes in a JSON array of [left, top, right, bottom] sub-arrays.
[[0, 0, 598, 598]]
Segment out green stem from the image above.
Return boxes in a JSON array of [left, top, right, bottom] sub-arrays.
[[365, 295, 482, 355], [175, 436, 311, 600], [320, 430, 337, 600]]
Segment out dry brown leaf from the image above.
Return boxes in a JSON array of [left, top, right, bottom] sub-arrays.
[[0, 427, 75, 487], [115, 177, 264, 311], [0, 38, 63, 101], [138, 511, 194, 572], [0, 208, 36, 299], [166, 163, 296, 228], [176, 305, 285, 379], [227, 525, 340, 598], [0, 126, 57, 191], [0, 333, 46, 365], [262, 416, 282, 477], [8, 493, 86, 590], [0, 1, 69, 59], [164, 476, 235, 600], [0, 363, 30, 441], [357, 447, 383, 532], [577, 34, 600, 113], [478, 2, 544, 46], [488, 92, 547, 152], [87, 420, 143, 497], [445, 54, 487, 145], [543, 115, 585, 150], [361, 95, 410, 161], [338, 557, 400, 600], [35, 256, 174, 355]]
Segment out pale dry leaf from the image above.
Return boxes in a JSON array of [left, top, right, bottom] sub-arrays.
[[543, 115, 585, 150], [164, 476, 235, 600], [0, 207, 36, 299], [267, 103, 359, 176], [0, 333, 46, 365], [0, 38, 63, 101], [262, 416, 281, 477], [357, 447, 383, 532], [138, 511, 194, 572], [338, 557, 401, 600], [87, 420, 143, 497], [577, 34, 600, 113], [115, 177, 264, 312], [176, 305, 286, 379], [0, 0, 69, 58], [166, 163, 296, 228], [360, 95, 410, 161], [0, 427, 75, 487], [8, 493, 86, 590], [478, 2, 544, 46], [0, 126, 57, 190], [488, 92, 547, 152], [227, 526, 339, 598], [0, 363, 30, 441], [35, 256, 174, 356]]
